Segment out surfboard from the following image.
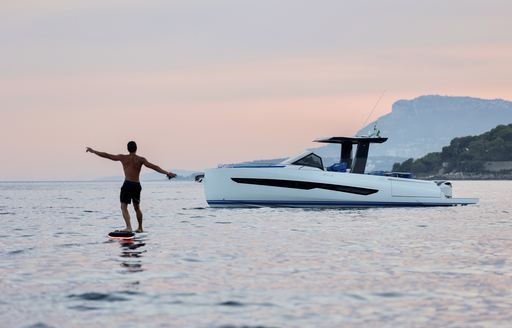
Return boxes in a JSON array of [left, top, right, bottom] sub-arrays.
[[108, 231, 135, 239]]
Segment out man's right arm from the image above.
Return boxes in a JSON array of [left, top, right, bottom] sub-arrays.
[[86, 147, 121, 161]]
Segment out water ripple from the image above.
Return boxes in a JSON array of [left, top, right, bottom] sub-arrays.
[[8, 248, 33, 255], [218, 325, 276, 328], [23, 323, 56, 328], [218, 301, 246, 307], [68, 292, 128, 302], [68, 305, 100, 311]]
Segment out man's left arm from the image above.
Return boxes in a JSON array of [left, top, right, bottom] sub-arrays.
[[143, 158, 176, 178]]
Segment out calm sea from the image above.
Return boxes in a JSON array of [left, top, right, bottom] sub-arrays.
[[1, 181, 511, 328]]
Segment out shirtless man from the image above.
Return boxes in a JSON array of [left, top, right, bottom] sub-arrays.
[[86, 141, 176, 233]]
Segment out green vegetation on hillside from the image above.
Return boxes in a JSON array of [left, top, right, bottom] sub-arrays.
[[392, 124, 512, 175]]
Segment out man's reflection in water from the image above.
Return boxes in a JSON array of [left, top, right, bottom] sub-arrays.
[[118, 237, 146, 273]]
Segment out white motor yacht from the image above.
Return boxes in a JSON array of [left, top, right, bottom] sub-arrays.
[[203, 137, 478, 208]]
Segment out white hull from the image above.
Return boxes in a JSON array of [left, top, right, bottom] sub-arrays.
[[204, 166, 478, 208]]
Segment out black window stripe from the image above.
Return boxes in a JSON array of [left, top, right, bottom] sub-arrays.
[[231, 178, 378, 195]]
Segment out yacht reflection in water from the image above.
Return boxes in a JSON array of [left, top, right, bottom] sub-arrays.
[[117, 236, 147, 273]]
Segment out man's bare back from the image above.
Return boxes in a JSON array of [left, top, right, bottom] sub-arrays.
[[119, 154, 145, 182], [86, 141, 176, 232], [118, 153, 176, 182]]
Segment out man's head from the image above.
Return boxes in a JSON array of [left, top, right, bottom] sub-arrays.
[[127, 141, 137, 153]]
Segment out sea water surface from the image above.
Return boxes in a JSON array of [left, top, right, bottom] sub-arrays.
[[1, 181, 511, 327]]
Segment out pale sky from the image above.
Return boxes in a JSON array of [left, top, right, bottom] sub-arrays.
[[1, 0, 511, 180]]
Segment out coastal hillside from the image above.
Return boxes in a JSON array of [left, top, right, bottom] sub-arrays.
[[392, 124, 512, 178]]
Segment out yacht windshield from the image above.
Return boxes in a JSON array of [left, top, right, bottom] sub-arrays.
[[292, 153, 324, 170]]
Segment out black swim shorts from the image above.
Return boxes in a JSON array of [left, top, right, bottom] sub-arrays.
[[120, 180, 142, 204]]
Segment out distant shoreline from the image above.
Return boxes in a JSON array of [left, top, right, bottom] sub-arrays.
[[0, 180, 197, 183], [417, 174, 512, 181]]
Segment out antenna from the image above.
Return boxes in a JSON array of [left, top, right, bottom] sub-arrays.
[[360, 90, 386, 134]]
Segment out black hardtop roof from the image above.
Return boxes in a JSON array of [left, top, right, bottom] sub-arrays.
[[314, 136, 388, 144]]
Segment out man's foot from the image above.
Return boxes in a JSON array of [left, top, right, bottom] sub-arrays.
[[135, 228, 144, 233], [115, 228, 132, 233]]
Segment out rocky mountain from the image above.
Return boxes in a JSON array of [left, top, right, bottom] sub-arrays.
[[315, 95, 512, 170]]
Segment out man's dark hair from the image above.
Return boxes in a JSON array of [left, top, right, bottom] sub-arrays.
[[127, 141, 137, 153]]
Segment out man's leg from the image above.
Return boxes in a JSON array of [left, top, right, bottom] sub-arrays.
[[134, 203, 143, 233], [120, 203, 132, 232]]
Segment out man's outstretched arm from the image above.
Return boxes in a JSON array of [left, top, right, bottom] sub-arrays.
[[143, 159, 176, 178], [86, 147, 121, 161]]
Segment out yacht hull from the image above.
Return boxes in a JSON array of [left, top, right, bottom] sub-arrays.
[[204, 167, 478, 208]]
